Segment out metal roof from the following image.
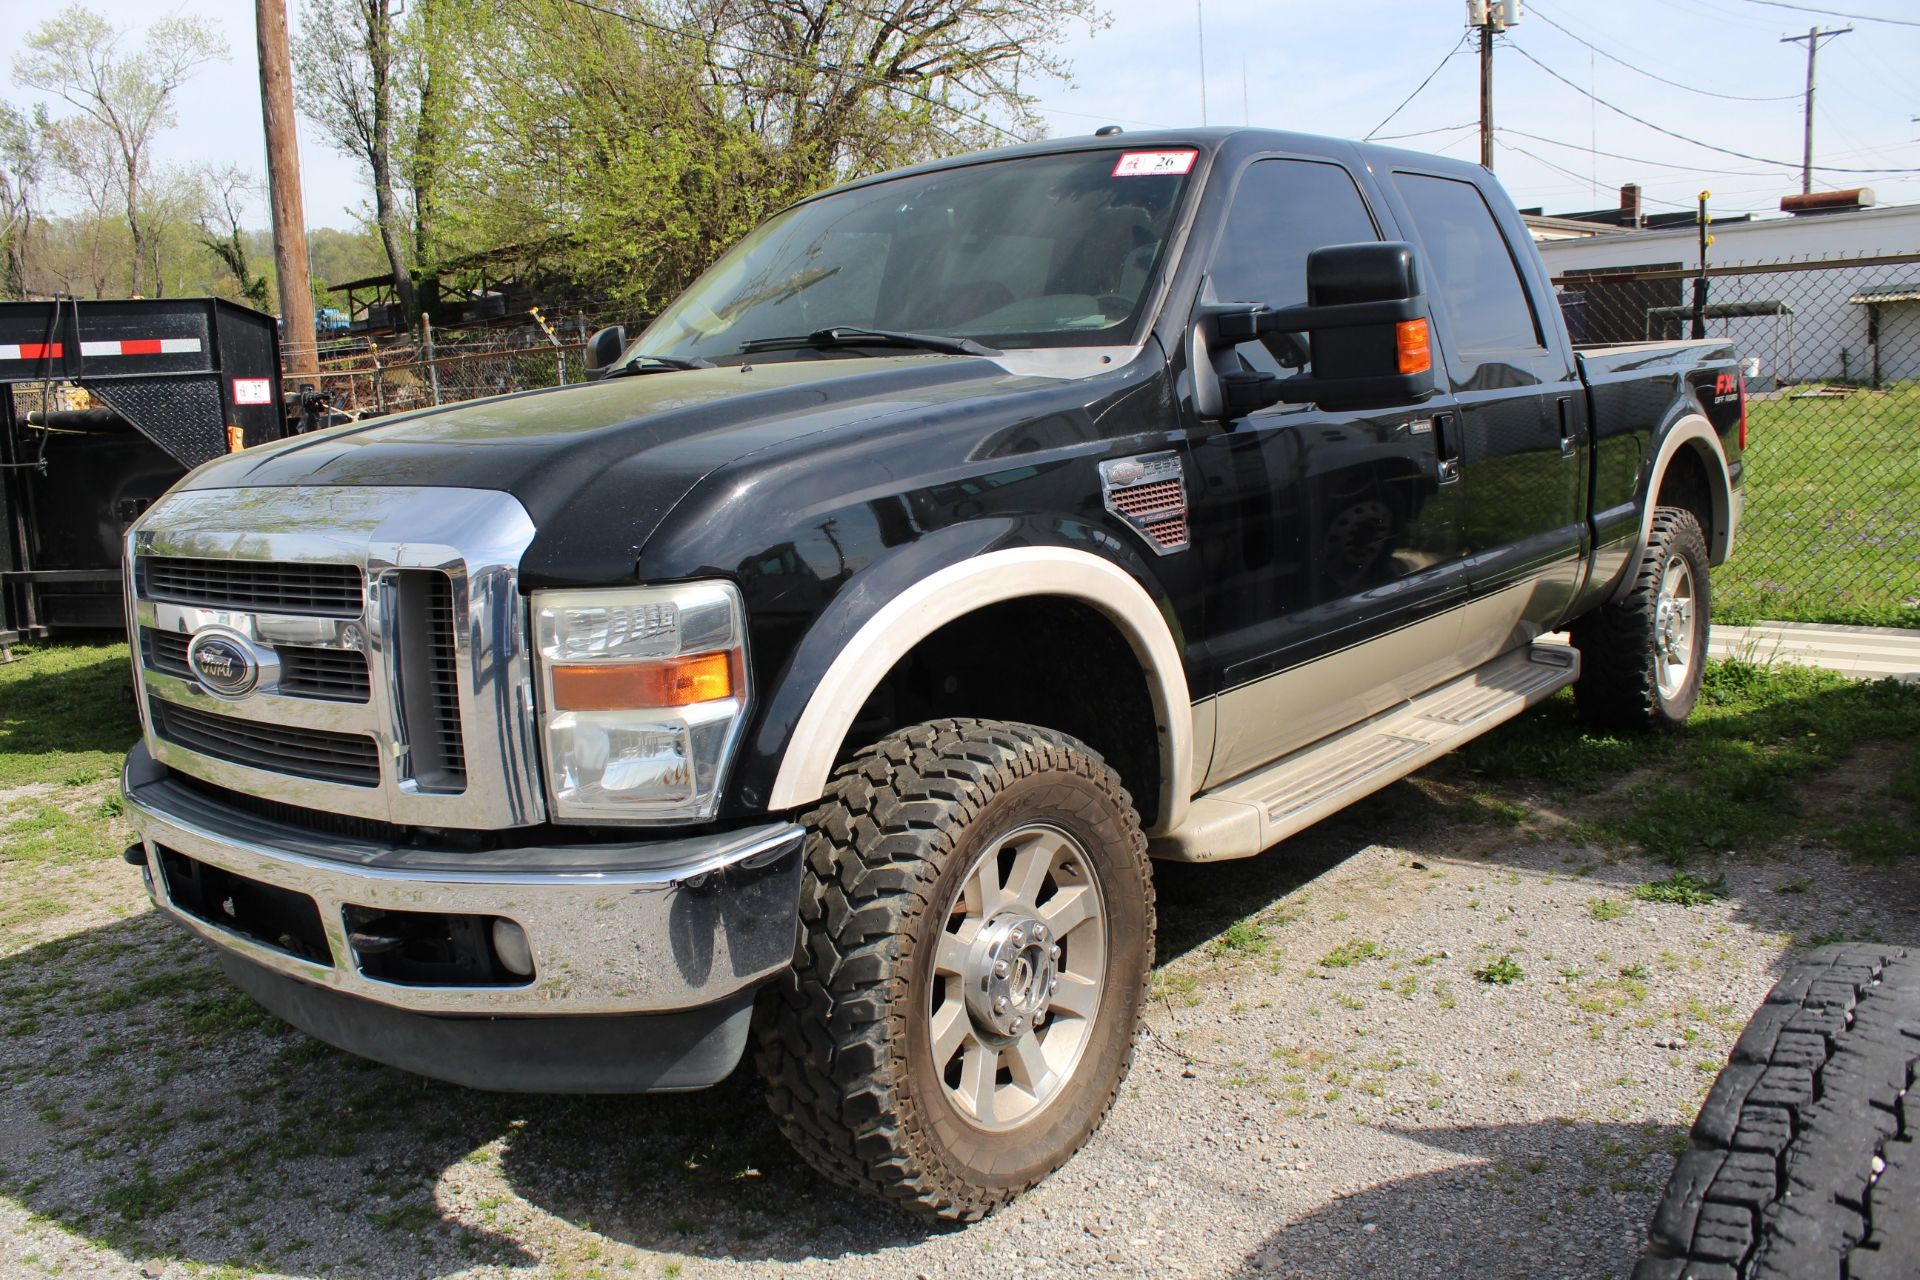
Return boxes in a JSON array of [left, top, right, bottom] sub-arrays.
[[1849, 284, 1920, 304]]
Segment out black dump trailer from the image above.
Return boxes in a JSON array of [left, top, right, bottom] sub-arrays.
[[0, 297, 287, 645]]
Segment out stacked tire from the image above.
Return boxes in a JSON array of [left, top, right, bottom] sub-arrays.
[[1636, 944, 1919, 1279]]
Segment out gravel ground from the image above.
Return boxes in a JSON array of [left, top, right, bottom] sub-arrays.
[[2, 768, 1915, 1280]]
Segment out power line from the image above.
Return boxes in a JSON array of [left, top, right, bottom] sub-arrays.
[[551, 0, 1025, 144], [1529, 5, 1798, 101], [1496, 138, 1773, 214], [1364, 32, 1470, 140], [1372, 122, 1478, 142], [1506, 42, 1920, 174], [1500, 126, 1791, 177], [1734, 0, 1920, 28]]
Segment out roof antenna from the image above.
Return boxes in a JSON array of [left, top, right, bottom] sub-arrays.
[[1095, 125, 1124, 137]]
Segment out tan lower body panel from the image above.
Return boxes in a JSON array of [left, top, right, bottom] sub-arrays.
[[1151, 642, 1578, 862]]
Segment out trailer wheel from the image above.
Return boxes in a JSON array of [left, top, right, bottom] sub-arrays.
[[754, 718, 1153, 1221], [1572, 506, 1711, 731], [1634, 944, 1920, 1279]]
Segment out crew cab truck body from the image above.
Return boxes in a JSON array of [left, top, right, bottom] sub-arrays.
[[120, 128, 1744, 1219]]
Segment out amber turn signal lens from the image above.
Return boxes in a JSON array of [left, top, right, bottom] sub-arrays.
[[1395, 318, 1432, 376], [550, 652, 734, 710]]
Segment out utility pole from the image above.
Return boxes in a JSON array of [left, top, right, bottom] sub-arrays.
[[1480, 18, 1495, 168], [257, 0, 317, 378], [1469, 1, 1521, 171], [1780, 25, 1851, 197]]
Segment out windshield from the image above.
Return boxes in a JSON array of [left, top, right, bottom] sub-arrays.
[[633, 148, 1197, 363]]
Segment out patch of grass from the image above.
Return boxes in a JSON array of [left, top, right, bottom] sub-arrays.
[[0, 642, 139, 788], [1210, 918, 1269, 956], [1587, 897, 1631, 922], [1835, 817, 1914, 861], [1474, 954, 1525, 986], [1449, 661, 1920, 864], [1318, 938, 1381, 969], [1632, 871, 1726, 907]]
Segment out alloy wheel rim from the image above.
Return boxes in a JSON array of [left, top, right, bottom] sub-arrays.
[[928, 823, 1107, 1132], [1654, 554, 1696, 700]]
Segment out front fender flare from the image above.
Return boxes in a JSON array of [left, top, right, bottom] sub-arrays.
[[761, 545, 1193, 836]]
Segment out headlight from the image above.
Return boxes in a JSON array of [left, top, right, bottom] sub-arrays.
[[532, 581, 748, 823]]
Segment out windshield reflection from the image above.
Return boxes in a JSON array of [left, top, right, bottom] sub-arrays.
[[633, 149, 1196, 363]]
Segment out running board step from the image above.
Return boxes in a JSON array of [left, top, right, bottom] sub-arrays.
[[1152, 643, 1579, 863]]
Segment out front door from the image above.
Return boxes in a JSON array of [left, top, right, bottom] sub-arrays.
[[1183, 156, 1471, 788]]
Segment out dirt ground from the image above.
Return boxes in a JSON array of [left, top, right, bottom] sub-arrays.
[[3, 762, 1914, 1280]]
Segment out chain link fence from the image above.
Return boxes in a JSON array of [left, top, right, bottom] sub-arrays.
[[1555, 253, 1920, 628], [286, 311, 631, 420]]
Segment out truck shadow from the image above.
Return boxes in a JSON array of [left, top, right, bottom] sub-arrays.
[[1223, 1118, 1685, 1278], [0, 911, 937, 1275]]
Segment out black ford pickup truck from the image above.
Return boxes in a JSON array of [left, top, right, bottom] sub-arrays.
[[120, 128, 1744, 1220]]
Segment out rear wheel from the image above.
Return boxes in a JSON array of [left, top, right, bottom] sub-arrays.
[[1572, 506, 1711, 732], [754, 719, 1154, 1221]]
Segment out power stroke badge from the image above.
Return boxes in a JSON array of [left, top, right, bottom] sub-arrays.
[[185, 630, 263, 698]]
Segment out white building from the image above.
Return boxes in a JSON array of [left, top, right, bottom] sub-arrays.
[[1533, 202, 1920, 385]]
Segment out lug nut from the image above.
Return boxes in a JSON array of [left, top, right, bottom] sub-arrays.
[[993, 960, 1009, 978], [1050, 945, 1061, 960], [1033, 1010, 1046, 1026], [1010, 929, 1025, 947], [993, 996, 1009, 1013], [1010, 1017, 1024, 1033]]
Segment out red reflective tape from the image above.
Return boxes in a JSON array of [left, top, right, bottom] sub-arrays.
[[0, 343, 63, 359], [120, 339, 162, 355]]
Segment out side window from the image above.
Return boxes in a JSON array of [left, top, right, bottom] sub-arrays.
[[1393, 172, 1543, 353], [1208, 159, 1378, 376]]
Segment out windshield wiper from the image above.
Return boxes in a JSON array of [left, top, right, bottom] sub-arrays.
[[604, 353, 713, 377], [737, 326, 1000, 358]]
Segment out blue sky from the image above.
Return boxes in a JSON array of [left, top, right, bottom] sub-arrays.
[[4, 0, 1917, 233]]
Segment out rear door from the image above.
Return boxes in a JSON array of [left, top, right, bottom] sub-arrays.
[[1386, 171, 1588, 636], [1184, 156, 1471, 787]]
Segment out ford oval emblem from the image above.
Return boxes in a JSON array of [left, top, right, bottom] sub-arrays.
[[185, 631, 261, 698]]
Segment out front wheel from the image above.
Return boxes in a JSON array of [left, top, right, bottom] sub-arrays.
[[1571, 506, 1712, 732], [754, 719, 1154, 1221]]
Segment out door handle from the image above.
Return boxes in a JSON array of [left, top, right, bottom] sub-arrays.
[[1432, 411, 1460, 485], [1556, 397, 1577, 459]]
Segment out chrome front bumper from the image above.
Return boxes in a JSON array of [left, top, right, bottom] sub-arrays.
[[123, 745, 805, 1018]]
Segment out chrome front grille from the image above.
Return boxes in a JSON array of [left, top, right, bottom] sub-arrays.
[[151, 701, 381, 787], [143, 627, 371, 702], [139, 556, 364, 616], [127, 485, 545, 831]]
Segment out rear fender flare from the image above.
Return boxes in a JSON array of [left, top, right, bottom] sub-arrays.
[[1612, 412, 1734, 603]]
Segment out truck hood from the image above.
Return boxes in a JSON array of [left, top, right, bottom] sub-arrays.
[[181, 354, 1058, 576]]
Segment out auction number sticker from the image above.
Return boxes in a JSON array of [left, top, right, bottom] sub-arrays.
[[1113, 150, 1198, 178], [232, 377, 273, 405]]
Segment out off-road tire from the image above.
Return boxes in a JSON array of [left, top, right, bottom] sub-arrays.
[[1572, 506, 1712, 732], [1633, 944, 1920, 1280], [753, 718, 1154, 1221]]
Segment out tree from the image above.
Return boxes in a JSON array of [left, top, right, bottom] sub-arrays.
[[429, 0, 1097, 310], [197, 165, 271, 308], [0, 103, 49, 299], [296, 0, 436, 322], [11, 5, 228, 296]]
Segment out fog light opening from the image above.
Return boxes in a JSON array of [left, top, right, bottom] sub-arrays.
[[491, 918, 534, 977]]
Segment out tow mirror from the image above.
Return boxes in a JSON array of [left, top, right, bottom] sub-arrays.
[[583, 325, 628, 379], [1202, 241, 1436, 415]]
